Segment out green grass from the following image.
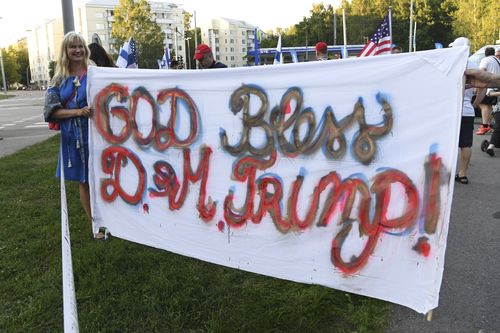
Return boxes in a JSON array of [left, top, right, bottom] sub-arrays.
[[0, 136, 390, 332], [0, 94, 15, 100]]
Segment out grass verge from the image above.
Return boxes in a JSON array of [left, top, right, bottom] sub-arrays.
[[0, 94, 15, 100], [0, 136, 390, 332]]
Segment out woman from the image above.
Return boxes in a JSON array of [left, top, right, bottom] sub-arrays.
[[43, 32, 103, 238]]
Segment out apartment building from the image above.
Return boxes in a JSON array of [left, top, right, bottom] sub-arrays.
[[202, 18, 256, 68], [27, 18, 64, 89], [26, 0, 185, 86], [78, 0, 185, 59]]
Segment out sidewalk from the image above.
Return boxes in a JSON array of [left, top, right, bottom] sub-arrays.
[[387, 120, 500, 332]]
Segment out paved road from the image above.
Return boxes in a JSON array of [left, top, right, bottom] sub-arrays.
[[0, 90, 56, 157], [388, 122, 500, 333], [1, 91, 499, 332]]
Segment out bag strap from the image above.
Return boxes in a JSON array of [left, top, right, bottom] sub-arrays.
[[64, 71, 86, 108]]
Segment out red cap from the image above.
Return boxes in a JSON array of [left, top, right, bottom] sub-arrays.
[[315, 42, 327, 53], [194, 43, 212, 60]]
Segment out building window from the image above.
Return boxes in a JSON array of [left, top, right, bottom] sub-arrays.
[[96, 23, 104, 30], [242, 40, 245, 44], [230, 47, 234, 52], [96, 12, 103, 19], [242, 47, 246, 52], [230, 39, 234, 43]]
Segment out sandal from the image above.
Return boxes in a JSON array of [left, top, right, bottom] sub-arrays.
[[94, 231, 106, 240], [455, 174, 469, 184], [481, 140, 489, 152]]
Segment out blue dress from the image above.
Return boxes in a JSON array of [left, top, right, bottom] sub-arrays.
[[44, 74, 89, 183]]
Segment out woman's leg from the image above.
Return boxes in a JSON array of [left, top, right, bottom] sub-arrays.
[[79, 182, 92, 220]]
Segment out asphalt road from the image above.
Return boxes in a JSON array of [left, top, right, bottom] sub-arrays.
[[1, 91, 499, 332], [0, 90, 56, 157]]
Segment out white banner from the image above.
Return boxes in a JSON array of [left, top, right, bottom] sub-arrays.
[[87, 47, 468, 314]]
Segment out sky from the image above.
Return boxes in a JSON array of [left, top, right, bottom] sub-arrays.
[[0, 0, 342, 47]]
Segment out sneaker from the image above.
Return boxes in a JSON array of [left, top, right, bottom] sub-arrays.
[[481, 140, 489, 152], [486, 148, 495, 157], [476, 126, 491, 135]]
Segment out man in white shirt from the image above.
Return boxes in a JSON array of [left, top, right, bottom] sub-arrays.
[[450, 37, 486, 184], [476, 47, 500, 135]]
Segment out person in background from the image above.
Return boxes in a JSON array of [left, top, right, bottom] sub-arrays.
[[193, 44, 227, 69], [88, 42, 116, 67], [392, 45, 403, 54], [43, 32, 104, 239], [170, 59, 183, 69], [476, 47, 500, 135], [315, 42, 328, 60], [449, 37, 486, 184], [481, 88, 500, 156]]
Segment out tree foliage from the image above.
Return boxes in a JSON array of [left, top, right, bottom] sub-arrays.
[[0, 47, 21, 88], [111, 0, 165, 69]]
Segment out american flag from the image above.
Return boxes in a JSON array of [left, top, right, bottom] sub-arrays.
[[116, 37, 138, 68], [358, 14, 392, 57]]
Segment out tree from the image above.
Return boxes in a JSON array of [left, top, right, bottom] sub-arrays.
[[445, 0, 499, 51], [0, 48, 21, 89], [111, 0, 166, 68]]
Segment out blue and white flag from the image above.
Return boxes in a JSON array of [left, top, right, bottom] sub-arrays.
[[157, 47, 171, 69], [116, 37, 138, 68], [273, 35, 283, 65], [290, 50, 298, 63], [253, 28, 260, 66]]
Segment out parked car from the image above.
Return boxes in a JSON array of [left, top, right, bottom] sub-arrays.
[[469, 44, 499, 66]]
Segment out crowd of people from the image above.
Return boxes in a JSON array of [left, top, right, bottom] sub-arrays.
[[42, 31, 500, 238]]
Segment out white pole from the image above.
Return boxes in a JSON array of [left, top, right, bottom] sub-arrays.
[[342, 9, 347, 58], [193, 11, 198, 69], [60, 147, 80, 332], [388, 7, 393, 49], [409, 0, 414, 52], [0, 48, 7, 94]]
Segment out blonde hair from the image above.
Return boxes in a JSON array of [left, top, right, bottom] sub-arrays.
[[51, 32, 90, 86]]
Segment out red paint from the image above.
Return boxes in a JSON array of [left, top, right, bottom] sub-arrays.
[[149, 147, 216, 221], [414, 237, 431, 257], [100, 146, 146, 205], [93, 84, 199, 150], [423, 153, 442, 234], [217, 220, 225, 232], [143, 203, 149, 214]]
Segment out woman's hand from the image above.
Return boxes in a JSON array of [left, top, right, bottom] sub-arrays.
[[78, 106, 92, 118]]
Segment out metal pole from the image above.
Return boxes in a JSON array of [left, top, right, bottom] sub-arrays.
[[61, 0, 75, 33], [413, 21, 417, 52], [342, 9, 347, 59], [193, 11, 198, 69], [409, 0, 414, 52], [26, 65, 30, 87], [186, 38, 191, 69], [0, 48, 6, 94], [333, 12, 337, 45]]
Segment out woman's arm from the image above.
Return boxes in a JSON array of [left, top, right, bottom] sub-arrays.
[[51, 106, 92, 119]]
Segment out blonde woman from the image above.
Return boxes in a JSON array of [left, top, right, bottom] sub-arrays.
[[43, 32, 103, 238]]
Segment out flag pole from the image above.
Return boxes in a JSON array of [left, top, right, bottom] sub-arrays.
[[388, 7, 393, 50], [194, 11, 198, 69], [409, 0, 414, 52], [342, 9, 347, 59]]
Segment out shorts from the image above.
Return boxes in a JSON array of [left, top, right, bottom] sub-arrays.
[[458, 116, 474, 148]]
